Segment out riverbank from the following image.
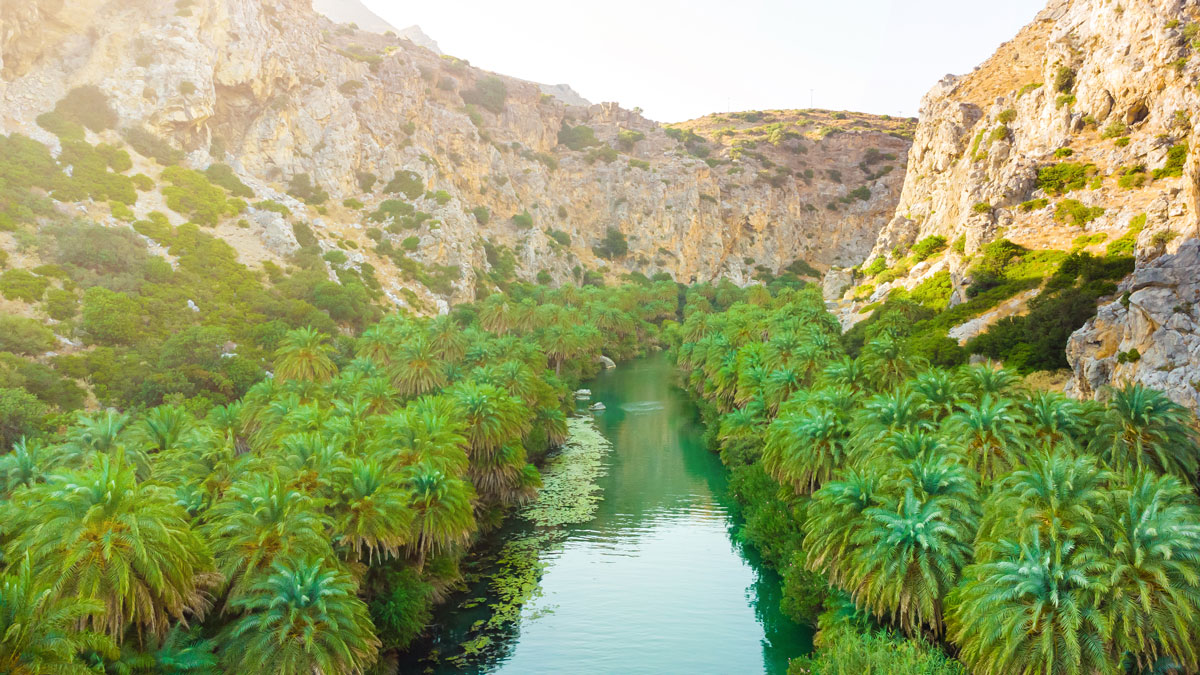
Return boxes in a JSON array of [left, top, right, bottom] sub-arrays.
[[401, 354, 812, 673]]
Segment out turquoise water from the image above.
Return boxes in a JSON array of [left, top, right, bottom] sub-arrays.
[[409, 354, 812, 673]]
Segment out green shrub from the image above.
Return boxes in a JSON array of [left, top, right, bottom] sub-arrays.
[[292, 222, 319, 249], [36, 111, 85, 141], [0, 269, 50, 302], [1117, 165, 1147, 189], [80, 286, 140, 345], [628, 159, 650, 170], [131, 173, 155, 191], [287, 173, 329, 205], [1153, 143, 1188, 178], [1101, 120, 1128, 139], [0, 315, 54, 355], [357, 171, 378, 193], [511, 211, 533, 228], [1054, 199, 1105, 226], [593, 227, 628, 260], [472, 206, 490, 224], [789, 620, 966, 675], [863, 257, 887, 277], [43, 288, 78, 320], [204, 163, 255, 198], [0, 387, 47, 448], [1114, 136, 1131, 147], [122, 126, 184, 165], [1019, 198, 1049, 212], [1054, 65, 1076, 93], [401, 236, 420, 251], [558, 124, 600, 151], [253, 200, 290, 217], [53, 85, 118, 133], [343, 198, 364, 210], [1036, 162, 1095, 195], [1117, 348, 1141, 364], [1054, 147, 1074, 158], [617, 129, 645, 150], [384, 170, 424, 199], [369, 200, 414, 225], [322, 250, 348, 265], [547, 229, 571, 247], [461, 76, 507, 113], [910, 235, 948, 261], [109, 200, 135, 222], [162, 166, 238, 225], [972, 202, 992, 214], [997, 108, 1017, 124]]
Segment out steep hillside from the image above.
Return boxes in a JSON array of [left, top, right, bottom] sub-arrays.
[[0, 0, 910, 316], [833, 0, 1200, 409]]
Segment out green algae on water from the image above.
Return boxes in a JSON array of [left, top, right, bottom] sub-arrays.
[[444, 416, 613, 667]]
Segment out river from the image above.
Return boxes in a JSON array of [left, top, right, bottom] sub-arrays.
[[407, 353, 813, 673]]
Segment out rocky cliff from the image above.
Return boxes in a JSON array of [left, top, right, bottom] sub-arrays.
[[0, 0, 911, 313], [836, 0, 1200, 409]]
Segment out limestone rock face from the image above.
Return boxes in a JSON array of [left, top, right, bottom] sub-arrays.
[[843, 0, 1200, 410], [1067, 239, 1200, 410], [0, 0, 911, 311]]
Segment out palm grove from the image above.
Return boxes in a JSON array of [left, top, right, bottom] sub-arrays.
[[672, 284, 1200, 674], [0, 279, 680, 673]]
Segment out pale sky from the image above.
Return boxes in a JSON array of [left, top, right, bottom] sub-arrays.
[[361, 0, 1048, 122]]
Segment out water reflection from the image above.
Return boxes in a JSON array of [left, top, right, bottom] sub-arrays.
[[405, 353, 812, 674]]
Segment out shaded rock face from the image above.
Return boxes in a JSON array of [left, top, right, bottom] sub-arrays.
[[841, 0, 1200, 410], [1068, 239, 1200, 410], [0, 0, 910, 310]]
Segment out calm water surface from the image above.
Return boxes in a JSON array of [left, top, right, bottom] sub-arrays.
[[415, 354, 812, 674]]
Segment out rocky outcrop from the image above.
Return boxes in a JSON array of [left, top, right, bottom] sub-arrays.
[[841, 0, 1200, 410], [0, 0, 911, 311], [1068, 238, 1200, 409]]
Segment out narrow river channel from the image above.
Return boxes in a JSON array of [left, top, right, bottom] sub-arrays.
[[408, 353, 813, 673]]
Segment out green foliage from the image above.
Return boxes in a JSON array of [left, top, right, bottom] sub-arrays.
[[1053, 198, 1105, 226], [1036, 162, 1095, 195], [511, 211, 533, 228], [461, 76, 508, 113], [1154, 143, 1188, 179], [52, 85, 118, 133], [547, 229, 571, 247], [472, 206, 490, 224], [287, 173, 329, 205], [558, 124, 600, 151], [617, 128, 645, 150], [1117, 164, 1147, 189], [1053, 65, 1076, 93], [0, 388, 47, 448], [204, 163, 254, 198], [0, 315, 54, 355], [384, 170, 424, 199], [592, 227, 628, 260], [1019, 197, 1049, 212], [0, 269, 50, 302], [122, 126, 184, 165], [162, 166, 241, 225], [862, 257, 887, 277]]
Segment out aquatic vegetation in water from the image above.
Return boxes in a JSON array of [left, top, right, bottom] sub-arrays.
[[445, 417, 614, 667]]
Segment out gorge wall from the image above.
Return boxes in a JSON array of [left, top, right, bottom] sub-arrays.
[[834, 0, 1200, 409], [0, 0, 911, 313]]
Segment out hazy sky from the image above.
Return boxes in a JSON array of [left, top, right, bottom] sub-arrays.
[[361, 0, 1047, 122]]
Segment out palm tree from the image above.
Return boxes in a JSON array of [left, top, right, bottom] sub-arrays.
[[1104, 471, 1200, 670], [945, 394, 1031, 481], [1024, 391, 1088, 448], [223, 555, 379, 674], [957, 363, 1021, 401], [449, 382, 532, 459], [4, 452, 217, 640], [385, 397, 469, 476], [136, 404, 195, 454], [0, 437, 58, 496], [390, 335, 447, 398], [355, 325, 395, 366], [946, 530, 1111, 675], [0, 554, 116, 674], [108, 626, 216, 675], [334, 457, 415, 563], [1093, 384, 1200, 481], [428, 315, 468, 362], [908, 368, 964, 420], [204, 475, 333, 602], [477, 295, 513, 335], [821, 356, 871, 393], [804, 468, 882, 586], [848, 489, 975, 636], [763, 407, 847, 494], [861, 334, 921, 391], [273, 327, 337, 383], [978, 449, 1111, 557], [407, 465, 476, 570]]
